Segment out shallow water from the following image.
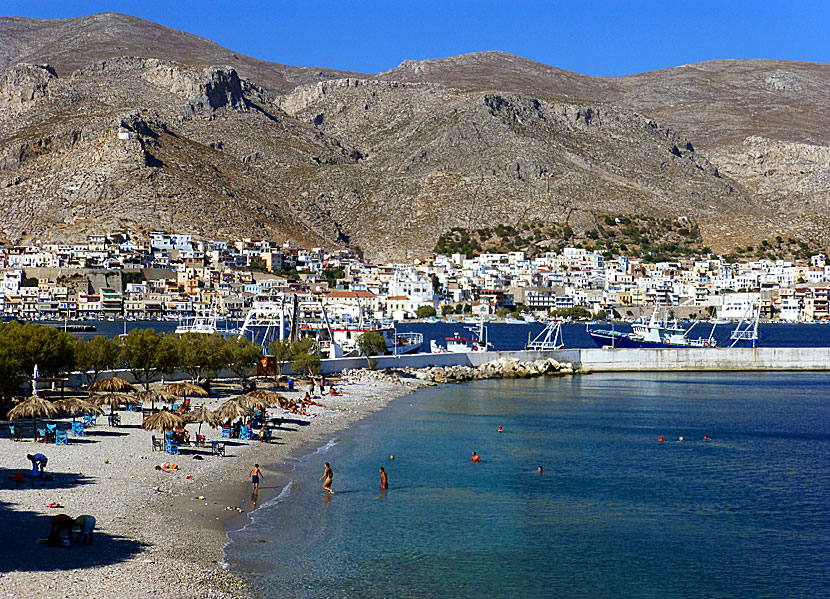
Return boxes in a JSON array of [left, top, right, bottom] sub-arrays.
[[225, 372, 830, 598]]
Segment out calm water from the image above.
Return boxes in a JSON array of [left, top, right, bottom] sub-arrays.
[[51, 319, 830, 350], [225, 373, 830, 598]]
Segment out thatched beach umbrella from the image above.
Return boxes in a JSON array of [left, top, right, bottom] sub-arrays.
[[89, 376, 137, 394], [215, 397, 251, 423], [163, 382, 208, 398], [54, 397, 104, 421], [142, 410, 186, 432], [134, 389, 174, 411], [8, 395, 59, 436], [185, 406, 222, 436], [240, 395, 270, 412], [92, 392, 136, 417]]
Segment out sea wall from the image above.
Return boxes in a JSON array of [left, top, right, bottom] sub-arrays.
[[315, 347, 830, 374]]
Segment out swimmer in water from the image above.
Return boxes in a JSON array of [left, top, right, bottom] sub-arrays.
[[379, 467, 388, 489], [538, 465, 543, 474], [471, 451, 481, 463], [320, 462, 333, 494], [498, 425, 503, 432], [703, 434, 710, 440]]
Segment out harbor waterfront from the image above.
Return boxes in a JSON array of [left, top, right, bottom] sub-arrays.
[[225, 372, 830, 599]]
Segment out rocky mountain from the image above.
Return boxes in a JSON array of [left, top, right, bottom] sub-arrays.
[[1, 13, 828, 260]]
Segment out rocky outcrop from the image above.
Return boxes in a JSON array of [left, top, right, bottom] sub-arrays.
[[344, 356, 576, 386]]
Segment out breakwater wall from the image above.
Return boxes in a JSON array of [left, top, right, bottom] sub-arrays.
[[316, 347, 830, 374]]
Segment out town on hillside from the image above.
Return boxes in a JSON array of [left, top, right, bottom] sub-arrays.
[[1, 231, 828, 323]]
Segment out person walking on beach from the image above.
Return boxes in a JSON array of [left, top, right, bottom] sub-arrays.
[[321, 462, 334, 494], [379, 467, 388, 489], [250, 464, 263, 491]]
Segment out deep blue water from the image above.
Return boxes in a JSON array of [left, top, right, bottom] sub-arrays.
[[224, 373, 830, 599], [51, 319, 830, 350]]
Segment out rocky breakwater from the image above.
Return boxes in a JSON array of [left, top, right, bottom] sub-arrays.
[[345, 356, 576, 386]]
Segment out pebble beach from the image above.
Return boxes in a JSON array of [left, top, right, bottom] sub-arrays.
[[0, 374, 423, 598]]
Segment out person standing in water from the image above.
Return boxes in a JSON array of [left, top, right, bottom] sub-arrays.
[[471, 451, 481, 463], [321, 462, 334, 494], [379, 467, 388, 489], [250, 464, 263, 491]]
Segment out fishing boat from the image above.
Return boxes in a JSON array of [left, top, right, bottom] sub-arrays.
[[430, 320, 492, 353], [175, 311, 238, 336], [238, 297, 419, 357], [587, 308, 717, 348]]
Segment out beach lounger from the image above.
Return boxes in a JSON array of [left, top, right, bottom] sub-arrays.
[[9, 425, 22, 441], [55, 430, 68, 445], [165, 440, 179, 455], [151, 435, 164, 451]]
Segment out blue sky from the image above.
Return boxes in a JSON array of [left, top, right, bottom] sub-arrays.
[[5, 1, 829, 76]]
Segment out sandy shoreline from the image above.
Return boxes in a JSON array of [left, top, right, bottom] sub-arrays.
[[0, 373, 425, 598]]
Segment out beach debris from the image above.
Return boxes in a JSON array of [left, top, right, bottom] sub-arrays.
[[47, 502, 63, 508], [196, 495, 205, 500]]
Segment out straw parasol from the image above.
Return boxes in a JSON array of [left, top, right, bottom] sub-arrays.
[[240, 395, 270, 412], [163, 382, 208, 398], [134, 389, 174, 411], [245, 389, 283, 406], [215, 397, 252, 423], [142, 410, 186, 432], [8, 395, 59, 435], [92, 392, 137, 417], [54, 397, 104, 421], [184, 406, 222, 435], [89, 376, 137, 394]]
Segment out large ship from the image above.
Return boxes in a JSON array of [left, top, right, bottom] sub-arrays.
[[587, 309, 717, 349], [238, 297, 421, 357]]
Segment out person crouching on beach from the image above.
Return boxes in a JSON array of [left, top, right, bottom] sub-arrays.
[[321, 462, 334, 494], [379, 467, 388, 489], [74, 515, 96, 544]]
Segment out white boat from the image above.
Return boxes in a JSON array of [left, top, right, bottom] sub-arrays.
[[430, 321, 492, 353], [238, 298, 417, 357], [175, 311, 238, 336], [587, 308, 717, 348]]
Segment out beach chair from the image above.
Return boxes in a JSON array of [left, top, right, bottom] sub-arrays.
[[46, 423, 57, 434], [83, 414, 97, 427], [151, 435, 164, 451], [238, 427, 251, 441], [108, 413, 121, 427], [9, 425, 22, 441], [71, 421, 85, 437], [221, 427, 230, 438], [165, 440, 179, 455], [36, 427, 47, 442], [194, 434, 206, 447], [171, 403, 178, 412], [55, 430, 68, 445], [211, 441, 226, 456]]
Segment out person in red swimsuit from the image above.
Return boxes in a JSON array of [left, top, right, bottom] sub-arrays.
[[379, 467, 388, 489]]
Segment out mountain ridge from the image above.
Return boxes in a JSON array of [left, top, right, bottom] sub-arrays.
[[1, 13, 828, 260]]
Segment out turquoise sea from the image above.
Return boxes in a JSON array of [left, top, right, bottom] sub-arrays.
[[225, 372, 830, 598]]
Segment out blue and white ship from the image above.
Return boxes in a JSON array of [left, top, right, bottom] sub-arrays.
[[587, 308, 717, 349]]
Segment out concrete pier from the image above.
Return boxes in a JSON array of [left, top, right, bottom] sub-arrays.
[[317, 347, 830, 374]]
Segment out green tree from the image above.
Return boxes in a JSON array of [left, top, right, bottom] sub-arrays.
[[356, 331, 387, 357], [226, 337, 263, 388], [75, 335, 121, 386], [120, 328, 178, 390], [415, 305, 437, 319], [268, 338, 294, 379], [0, 322, 76, 400], [175, 333, 229, 384], [290, 336, 321, 377]]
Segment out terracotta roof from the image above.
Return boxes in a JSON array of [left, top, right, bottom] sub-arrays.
[[327, 290, 376, 298]]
